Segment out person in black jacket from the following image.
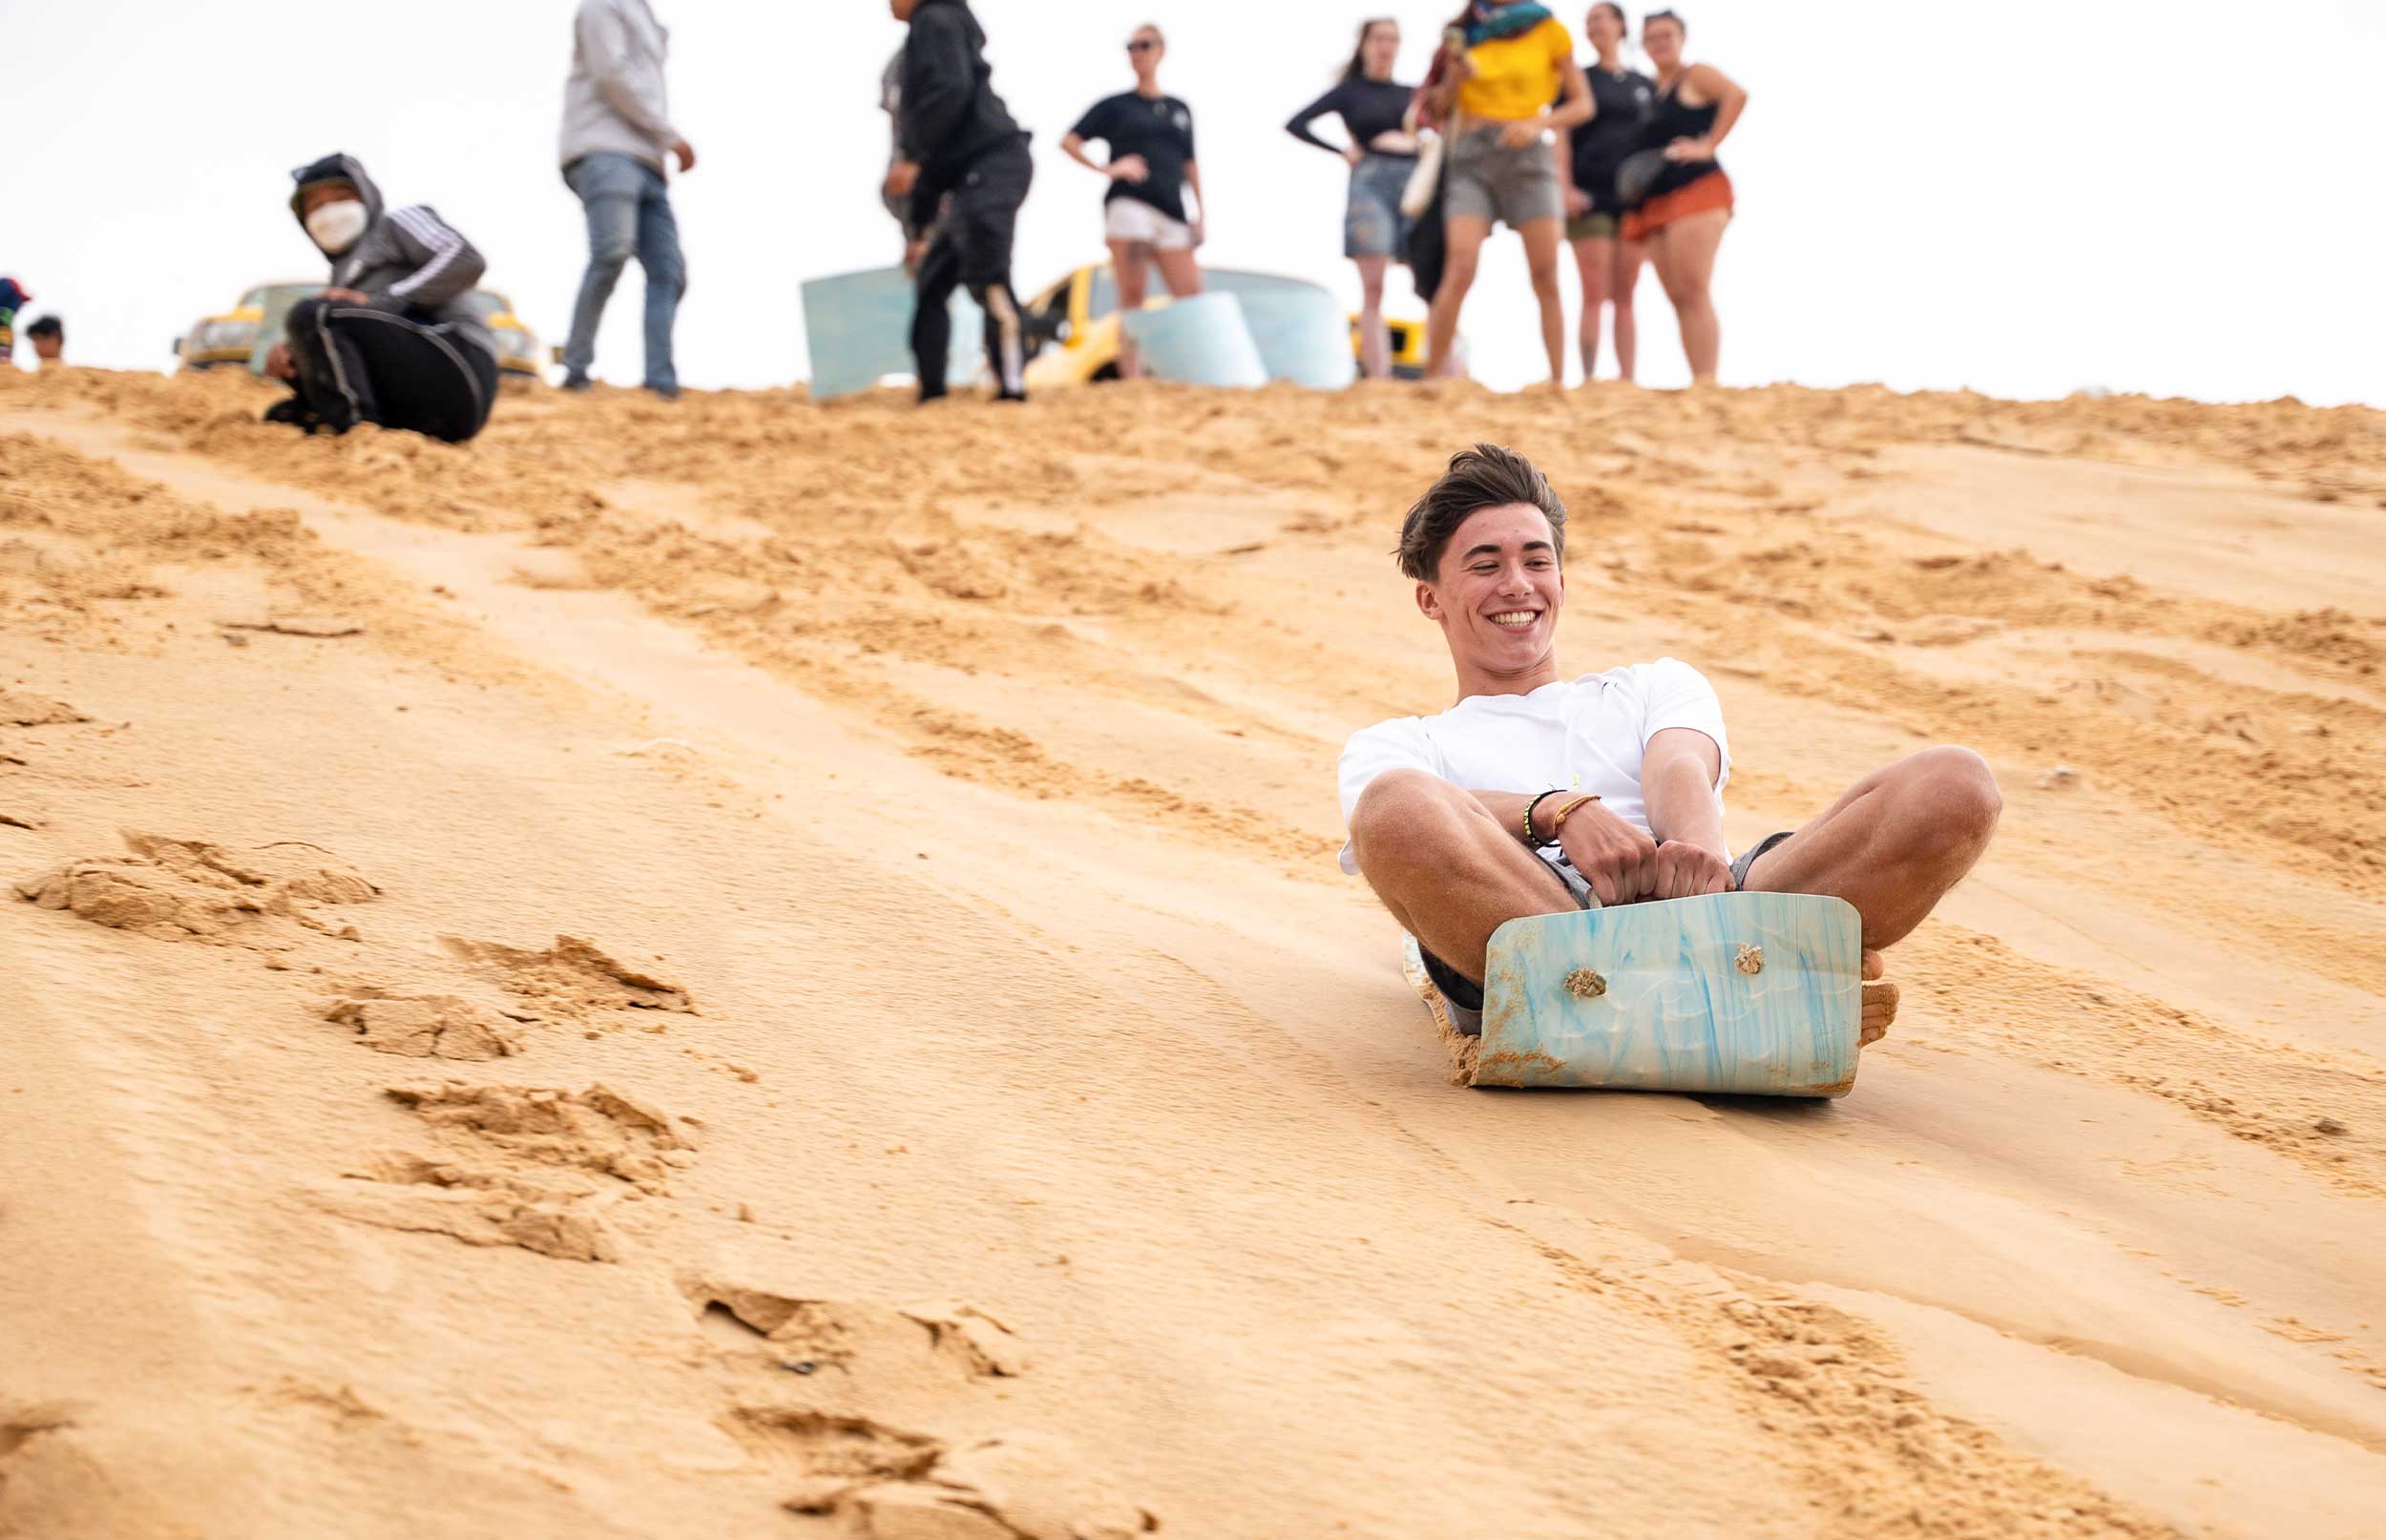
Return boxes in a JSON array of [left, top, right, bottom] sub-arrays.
[[887, 0, 1034, 403]]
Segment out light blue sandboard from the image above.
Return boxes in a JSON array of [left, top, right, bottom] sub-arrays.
[[1469, 893, 1862, 1096], [801, 265, 985, 402]]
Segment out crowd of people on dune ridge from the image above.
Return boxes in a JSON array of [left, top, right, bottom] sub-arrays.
[[13, 1, 1746, 446]]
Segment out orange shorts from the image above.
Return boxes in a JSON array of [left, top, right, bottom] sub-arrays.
[[1622, 170, 1734, 242]]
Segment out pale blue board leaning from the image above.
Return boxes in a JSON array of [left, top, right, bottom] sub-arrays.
[[1473, 893, 1862, 1096], [801, 266, 984, 402], [1230, 281, 1359, 389], [1122, 293, 1268, 387]]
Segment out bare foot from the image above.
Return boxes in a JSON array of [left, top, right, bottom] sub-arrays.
[[1859, 948, 1900, 1046]]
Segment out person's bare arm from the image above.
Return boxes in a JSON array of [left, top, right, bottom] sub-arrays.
[[1548, 57, 1593, 132], [1641, 727, 1732, 898], [1666, 63, 1746, 160], [1061, 132, 1147, 184], [1471, 788, 1662, 906], [1184, 159, 1204, 231]]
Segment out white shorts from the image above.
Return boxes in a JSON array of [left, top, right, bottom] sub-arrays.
[[1103, 198, 1194, 252]]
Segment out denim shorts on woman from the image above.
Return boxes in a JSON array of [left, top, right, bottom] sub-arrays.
[[1445, 125, 1564, 229], [1345, 153, 1416, 258]]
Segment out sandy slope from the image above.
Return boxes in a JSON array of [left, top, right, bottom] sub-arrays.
[[1, 364, 2382, 1539]]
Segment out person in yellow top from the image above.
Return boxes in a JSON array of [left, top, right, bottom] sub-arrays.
[[1419, 3, 1591, 384]]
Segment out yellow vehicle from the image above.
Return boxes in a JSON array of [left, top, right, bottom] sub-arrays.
[[1019, 264, 1427, 386], [174, 281, 546, 384]]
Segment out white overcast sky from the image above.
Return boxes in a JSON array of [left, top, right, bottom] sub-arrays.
[[5, 0, 2382, 402]]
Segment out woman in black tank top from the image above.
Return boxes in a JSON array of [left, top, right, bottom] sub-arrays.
[[1625, 9, 1746, 383]]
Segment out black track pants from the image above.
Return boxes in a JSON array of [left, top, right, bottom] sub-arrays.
[[911, 136, 1035, 403], [282, 297, 500, 443]]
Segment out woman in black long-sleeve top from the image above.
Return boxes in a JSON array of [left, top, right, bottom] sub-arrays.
[[1285, 18, 1417, 380]]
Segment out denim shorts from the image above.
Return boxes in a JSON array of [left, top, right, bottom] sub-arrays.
[[1445, 125, 1564, 229], [1345, 153, 1415, 258]]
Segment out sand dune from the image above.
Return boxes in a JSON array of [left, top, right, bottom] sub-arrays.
[[2, 364, 2383, 1538]]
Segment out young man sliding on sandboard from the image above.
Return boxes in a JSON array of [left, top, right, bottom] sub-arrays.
[[1338, 444, 2001, 1043]]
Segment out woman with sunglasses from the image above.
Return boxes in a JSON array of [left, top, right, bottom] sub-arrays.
[[1417, 2, 1591, 384], [1061, 23, 1205, 380], [1565, 2, 1655, 382], [1622, 9, 1745, 383], [1285, 17, 1417, 380]]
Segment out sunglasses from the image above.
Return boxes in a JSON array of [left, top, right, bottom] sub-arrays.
[[1126, 39, 1158, 52]]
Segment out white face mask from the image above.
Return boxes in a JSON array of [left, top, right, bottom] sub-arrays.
[[304, 199, 369, 254]]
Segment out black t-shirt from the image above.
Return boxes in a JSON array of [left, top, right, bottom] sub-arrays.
[[1069, 91, 1198, 223], [1569, 65, 1656, 208], [1286, 76, 1417, 159]]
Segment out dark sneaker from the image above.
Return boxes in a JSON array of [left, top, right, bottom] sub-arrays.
[[643, 381, 681, 401], [560, 372, 594, 392]]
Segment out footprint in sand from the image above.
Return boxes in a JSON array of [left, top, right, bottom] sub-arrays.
[[0, 691, 90, 728], [314, 1083, 697, 1264], [690, 1274, 1151, 1535], [729, 1410, 1156, 1539], [14, 831, 375, 947], [320, 994, 525, 1062], [441, 934, 695, 1029], [680, 1272, 1029, 1381]]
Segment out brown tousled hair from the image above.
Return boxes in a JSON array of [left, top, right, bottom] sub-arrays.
[[1396, 445, 1568, 582], [1344, 17, 1398, 80]]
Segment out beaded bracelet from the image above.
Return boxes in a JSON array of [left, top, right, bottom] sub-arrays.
[[1521, 788, 1564, 847]]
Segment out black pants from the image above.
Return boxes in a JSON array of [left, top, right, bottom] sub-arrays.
[[280, 297, 499, 443], [911, 136, 1034, 403]]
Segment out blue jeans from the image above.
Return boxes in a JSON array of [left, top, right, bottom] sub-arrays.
[[563, 152, 686, 390]]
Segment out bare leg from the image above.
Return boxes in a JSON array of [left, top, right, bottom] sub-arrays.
[[1649, 207, 1728, 382], [1569, 234, 1612, 382], [1354, 254, 1391, 379], [1424, 214, 1490, 379], [1348, 770, 1576, 984], [1107, 239, 1151, 380], [1741, 746, 2002, 951], [1740, 746, 1999, 1045], [1151, 245, 1205, 299], [1612, 236, 1646, 383], [1518, 217, 1566, 385]]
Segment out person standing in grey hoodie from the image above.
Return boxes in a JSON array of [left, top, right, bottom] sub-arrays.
[[264, 154, 499, 443], [559, 0, 694, 398]]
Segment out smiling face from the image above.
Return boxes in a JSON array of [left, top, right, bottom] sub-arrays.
[[1418, 503, 1566, 690], [1586, 4, 1625, 52], [1643, 14, 1685, 67], [1361, 20, 1400, 78]]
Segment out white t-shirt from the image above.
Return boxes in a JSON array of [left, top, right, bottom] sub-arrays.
[[1336, 658, 1731, 877]]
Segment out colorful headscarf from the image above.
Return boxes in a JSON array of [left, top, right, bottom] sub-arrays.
[[1463, 2, 1554, 46]]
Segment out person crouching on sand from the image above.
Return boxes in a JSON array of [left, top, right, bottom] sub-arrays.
[[1336, 444, 2001, 1041], [266, 155, 500, 444]]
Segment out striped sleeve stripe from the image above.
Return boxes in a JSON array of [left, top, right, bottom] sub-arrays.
[[387, 207, 470, 299]]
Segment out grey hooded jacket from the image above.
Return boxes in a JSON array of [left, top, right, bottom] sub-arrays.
[[560, 0, 679, 175], [288, 154, 495, 360]]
